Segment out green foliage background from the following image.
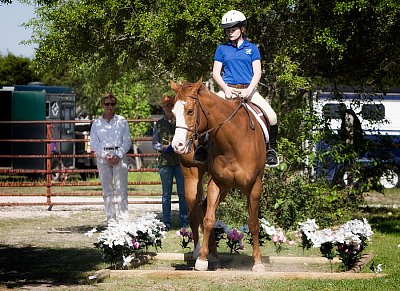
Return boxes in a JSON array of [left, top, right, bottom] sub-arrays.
[[1, 0, 399, 229], [0, 53, 35, 86], [22, 0, 400, 107]]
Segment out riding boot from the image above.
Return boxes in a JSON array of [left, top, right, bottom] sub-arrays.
[[193, 133, 208, 164], [266, 124, 279, 167]]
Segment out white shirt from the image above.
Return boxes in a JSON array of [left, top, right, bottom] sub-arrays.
[[90, 114, 132, 159]]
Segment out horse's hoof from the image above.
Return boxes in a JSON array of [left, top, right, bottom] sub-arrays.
[[195, 258, 208, 271], [252, 263, 266, 272]]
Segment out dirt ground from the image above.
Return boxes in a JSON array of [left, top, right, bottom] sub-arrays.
[[0, 196, 166, 219], [1, 189, 398, 220]]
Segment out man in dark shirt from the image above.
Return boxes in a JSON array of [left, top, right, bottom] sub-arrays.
[[152, 96, 188, 230]]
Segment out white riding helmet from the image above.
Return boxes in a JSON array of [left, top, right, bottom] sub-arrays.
[[220, 10, 247, 29]]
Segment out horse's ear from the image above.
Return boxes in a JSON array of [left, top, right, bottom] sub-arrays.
[[170, 80, 179, 93], [191, 78, 203, 93]]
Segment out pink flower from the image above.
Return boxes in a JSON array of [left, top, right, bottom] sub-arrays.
[[133, 241, 140, 249], [272, 234, 278, 243], [278, 232, 286, 242], [288, 240, 295, 246], [176, 230, 182, 237]]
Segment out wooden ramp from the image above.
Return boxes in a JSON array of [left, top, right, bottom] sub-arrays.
[[89, 253, 383, 282], [110, 269, 386, 280]]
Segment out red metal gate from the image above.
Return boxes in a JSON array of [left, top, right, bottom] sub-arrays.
[[0, 119, 173, 208]]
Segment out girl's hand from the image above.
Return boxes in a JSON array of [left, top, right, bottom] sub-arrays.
[[224, 87, 235, 99], [240, 88, 252, 99]]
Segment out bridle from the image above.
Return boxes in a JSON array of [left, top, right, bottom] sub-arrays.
[[174, 91, 255, 152]]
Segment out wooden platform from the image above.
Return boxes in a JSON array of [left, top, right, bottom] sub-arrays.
[[110, 269, 386, 280], [89, 252, 383, 282]]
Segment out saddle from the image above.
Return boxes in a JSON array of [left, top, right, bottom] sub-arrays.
[[243, 101, 271, 145]]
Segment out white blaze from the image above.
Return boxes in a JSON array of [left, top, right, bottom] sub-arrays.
[[172, 100, 190, 154]]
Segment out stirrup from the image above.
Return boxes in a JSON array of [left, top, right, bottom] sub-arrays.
[[266, 149, 279, 168]]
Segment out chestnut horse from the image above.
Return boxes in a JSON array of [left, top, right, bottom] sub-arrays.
[[170, 79, 266, 272]]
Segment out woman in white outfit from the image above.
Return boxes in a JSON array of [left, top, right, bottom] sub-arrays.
[[90, 93, 132, 224]]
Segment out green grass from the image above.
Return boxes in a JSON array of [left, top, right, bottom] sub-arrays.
[[0, 207, 399, 290], [1, 174, 399, 290]]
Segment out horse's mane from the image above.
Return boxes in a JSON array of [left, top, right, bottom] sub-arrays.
[[176, 81, 240, 109]]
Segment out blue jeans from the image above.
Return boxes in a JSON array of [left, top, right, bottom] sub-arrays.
[[159, 166, 188, 228]]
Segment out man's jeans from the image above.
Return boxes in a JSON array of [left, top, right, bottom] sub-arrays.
[[159, 166, 188, 228]]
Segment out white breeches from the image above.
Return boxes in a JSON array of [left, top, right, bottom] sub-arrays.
[[97, 156, 129, 223], [216, 89, 277, 125]]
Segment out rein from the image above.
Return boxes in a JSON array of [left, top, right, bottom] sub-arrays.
[[176, 92, 255, 143], [199, 96, 255, 139]]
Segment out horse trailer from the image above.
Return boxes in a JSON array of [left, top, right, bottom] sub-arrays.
[[0, 84, 96, 180], [311, 87, 400, 188]]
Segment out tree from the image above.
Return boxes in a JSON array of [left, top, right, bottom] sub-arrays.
[[24, 0, 233, 118], [28, 0, 227, 81], [0, 53, 36, 86], [26, 0, 400, 106]]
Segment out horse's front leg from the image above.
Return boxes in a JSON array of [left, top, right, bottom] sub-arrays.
[[180, 162, 205, 258], [247, 178, 266, 272], [200, 196, 221, 270], [195, 180, 222, 271]]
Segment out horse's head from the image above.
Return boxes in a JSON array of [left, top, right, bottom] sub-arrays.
[[170, 78, 205, 154]]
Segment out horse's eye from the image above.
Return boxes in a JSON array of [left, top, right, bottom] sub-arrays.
[[187, 109, 194, 116]]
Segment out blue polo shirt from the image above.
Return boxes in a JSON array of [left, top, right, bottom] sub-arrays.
[[214, 39, 261, 85]]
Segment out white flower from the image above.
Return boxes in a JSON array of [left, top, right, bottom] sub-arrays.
[[85, 227, 97, 237], [94, 212, 164, 265], [260, 218, 277, 236], [103, 235, 116, 247], [376, 263, 383, 273], [297, 218, 373, 249], [122, 255, 134, 267], [298, 218, 319, 233], [215, 220, 230, 232]]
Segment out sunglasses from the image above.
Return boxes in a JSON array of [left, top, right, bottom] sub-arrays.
[[104, 102, 116, 107]]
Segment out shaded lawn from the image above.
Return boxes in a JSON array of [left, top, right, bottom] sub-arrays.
[[0, 245, 103, 289]]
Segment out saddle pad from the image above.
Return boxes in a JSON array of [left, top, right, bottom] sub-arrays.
[[244, 103, 270, 145]]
